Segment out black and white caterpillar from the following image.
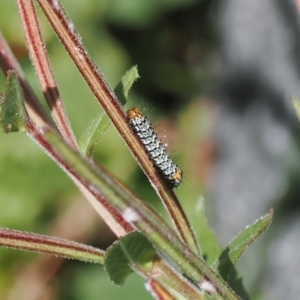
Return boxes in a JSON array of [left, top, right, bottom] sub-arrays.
[[127, 107, 183, 188]]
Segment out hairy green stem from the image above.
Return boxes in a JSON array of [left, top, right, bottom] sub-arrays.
[[0, 228, 104, 264], [26, 119, 240, 300]]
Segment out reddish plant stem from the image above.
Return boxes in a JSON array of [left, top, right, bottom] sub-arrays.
[[3, 197, 106, 300], [24, 119, 239, 299], [10, 116, 204, 299], [146, 279, 176, 300], [26, 119, 134, 234], [36, 0, 199, 256], [16, 0, 77, 148], [0, 228, 104, 263], [148, 255, 204, 300], [0, 32, 128, 238], [15, 0, 133, 237]]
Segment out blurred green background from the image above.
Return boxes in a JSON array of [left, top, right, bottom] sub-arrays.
[[0, 0, 217, 299], [3, 0, 299, 299]]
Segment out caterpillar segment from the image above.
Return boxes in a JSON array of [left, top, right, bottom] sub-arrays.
[[127, 107, 183, 188]]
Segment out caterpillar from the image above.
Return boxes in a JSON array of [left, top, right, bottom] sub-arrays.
[[127, 107, 183, 188]]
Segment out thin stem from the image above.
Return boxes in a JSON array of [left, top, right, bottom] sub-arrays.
[[25, 119, 240, 299], [149, 255, 204, 300], [12, 0, 132, 236], [26, 124, 134, 235], [36, 0, 200, 256], [16, 0, 77, 148], [0, 228, 104, 264], [145, 279, 177, 300], [0, 33, 129, 237]]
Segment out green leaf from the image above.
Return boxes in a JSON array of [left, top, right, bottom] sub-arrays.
[[190, 196, 222, 265], [78, 66, 139, 156], [291, 96, 300, 121], [114, 65, 139, 105], [78, 112, 108, 156], [0, 70, 28, 133], [213, 209, 273, 278], [104, 231, 155, 286]]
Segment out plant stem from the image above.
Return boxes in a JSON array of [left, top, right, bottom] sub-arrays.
[[25, 119, 240, 299], [14, 0, 135, 237], [35, 0, 200, 256], [0, 228, 104, 264], [16, 0, 77, 148]]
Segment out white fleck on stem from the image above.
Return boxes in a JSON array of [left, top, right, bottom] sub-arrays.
[[199, 280, 217, 294], [122, 207, 140, 223], [68, 21, 75, 34], [52, 0, 59, 10]]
